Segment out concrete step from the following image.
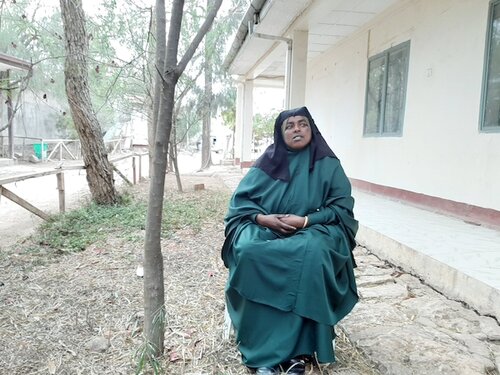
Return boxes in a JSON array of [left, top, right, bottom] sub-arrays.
[[0, 158, 13, 167], [220, 159, 236, 166], [353, 188, 500, 321]]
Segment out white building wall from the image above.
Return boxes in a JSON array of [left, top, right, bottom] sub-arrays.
[[306, 0, 500, 211]]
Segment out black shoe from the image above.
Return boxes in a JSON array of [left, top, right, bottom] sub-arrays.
[[280, 358, 305, 375], [255, 366, 280, 375]]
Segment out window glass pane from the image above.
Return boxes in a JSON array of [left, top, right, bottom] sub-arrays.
[[483, 3, 500, 129], [364, 56, 385, 134], [384, 46, 409, 133]]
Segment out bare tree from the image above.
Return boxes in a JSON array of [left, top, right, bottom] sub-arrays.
[[200, 0, 214, 170], [59, 0, 118, 204], [143, 0, 223, 357]]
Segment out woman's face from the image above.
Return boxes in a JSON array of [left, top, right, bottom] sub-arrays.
[[281, 115, 312, 150]]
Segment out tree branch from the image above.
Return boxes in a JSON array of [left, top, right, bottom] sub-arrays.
[[175, 0, 222, 76], [165, 0, 184, 73]]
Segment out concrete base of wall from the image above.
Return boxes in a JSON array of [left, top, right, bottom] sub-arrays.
[[240, 161, 254, 169], [351, 178, 500, 231]]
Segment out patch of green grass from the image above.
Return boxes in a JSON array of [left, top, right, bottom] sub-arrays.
[[34, 188, 230, 253], [162, 190, 228, 233], [37, 197, 148, 252]]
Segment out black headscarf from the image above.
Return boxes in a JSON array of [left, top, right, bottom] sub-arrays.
[[253, 106, 337, 181]]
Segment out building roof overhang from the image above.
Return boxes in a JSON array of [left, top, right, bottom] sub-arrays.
[[225, 0, 399, 84]]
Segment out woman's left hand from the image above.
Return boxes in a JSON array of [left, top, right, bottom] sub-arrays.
[[279, 214, 306, 229]]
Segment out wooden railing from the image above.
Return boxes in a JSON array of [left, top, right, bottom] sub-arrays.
[[0, 136, 131, 161], [0, 152, 148, 221]]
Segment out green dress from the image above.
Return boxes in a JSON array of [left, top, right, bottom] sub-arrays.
[[222, 148, 358, 368]]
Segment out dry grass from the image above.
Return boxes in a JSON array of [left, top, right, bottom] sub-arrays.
[[0, 173, 379, 375]]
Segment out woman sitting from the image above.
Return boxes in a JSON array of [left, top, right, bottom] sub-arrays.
[[221, 106, 359, 374]]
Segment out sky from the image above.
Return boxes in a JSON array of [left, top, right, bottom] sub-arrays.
[[254, 87, 285, 114]]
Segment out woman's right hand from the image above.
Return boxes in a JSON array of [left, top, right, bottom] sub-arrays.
[[256, 214, 297, 234]]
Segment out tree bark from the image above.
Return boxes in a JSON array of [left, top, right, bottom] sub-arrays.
[[5, 71, 14, 158], [145, 7, 156, 178], [149, 1, 166, 174], [170, 126, 183, 192], [200, 0, 213, 170], [60, 0, 118, 204], [171, 87, 186, 192], [144, 0, 222, 357]]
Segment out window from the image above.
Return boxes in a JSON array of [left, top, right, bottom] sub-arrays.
[[364, 41, 410, 136], [481, 0, 500, 132]]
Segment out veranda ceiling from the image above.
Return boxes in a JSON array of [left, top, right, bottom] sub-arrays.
[[225, 0, 399, 83]]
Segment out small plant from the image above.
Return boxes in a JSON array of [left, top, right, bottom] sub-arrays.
[[134, 340, 164, 375], [135, 306, 167, 375]]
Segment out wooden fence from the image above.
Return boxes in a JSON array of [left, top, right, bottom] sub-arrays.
[[0, 136, 129, 161], [0, 152, 148, 221]]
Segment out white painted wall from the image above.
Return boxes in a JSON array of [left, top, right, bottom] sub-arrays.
[[306, 0, 500, 211]]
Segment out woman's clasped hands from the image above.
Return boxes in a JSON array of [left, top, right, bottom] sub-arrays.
[[255, 213, 307, 234]]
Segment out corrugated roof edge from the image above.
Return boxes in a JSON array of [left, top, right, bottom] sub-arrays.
[[222, 0, 268, 72]]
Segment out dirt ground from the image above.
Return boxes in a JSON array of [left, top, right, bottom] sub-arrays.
[[0, 172, 377, 375]]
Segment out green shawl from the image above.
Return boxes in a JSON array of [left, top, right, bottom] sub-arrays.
[[222, 149, 358, 326]]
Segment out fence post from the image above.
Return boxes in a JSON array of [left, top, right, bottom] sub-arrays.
[[132, 156, 137, 184], [41, 139, 45, 162], [138, 154, 142, 182], [56, 171, 65, 212]]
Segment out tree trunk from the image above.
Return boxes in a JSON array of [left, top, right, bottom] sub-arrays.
[[6, 71, 14, 158], [149, 1, 166, 175], [172, 89, 185, 192], [146, 7, 156, 178], [143, 0, 223, 358], [146, 96, 154, 178], [144, 0, 180, 356], [0, 72, 4, 133], [167, 150, 174, 172], [200, 0, 213, 170], [169, 125, 183, 192], [60, 0, 118, 205]]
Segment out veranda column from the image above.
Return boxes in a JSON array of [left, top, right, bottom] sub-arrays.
[[289, 30, 308, 109], [234, 80, 244, 164], [241, 80, 253, 168]]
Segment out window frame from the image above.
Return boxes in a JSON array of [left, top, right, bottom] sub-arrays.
[[480, 0, 500, 133], [363, 41, 411, 137]]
